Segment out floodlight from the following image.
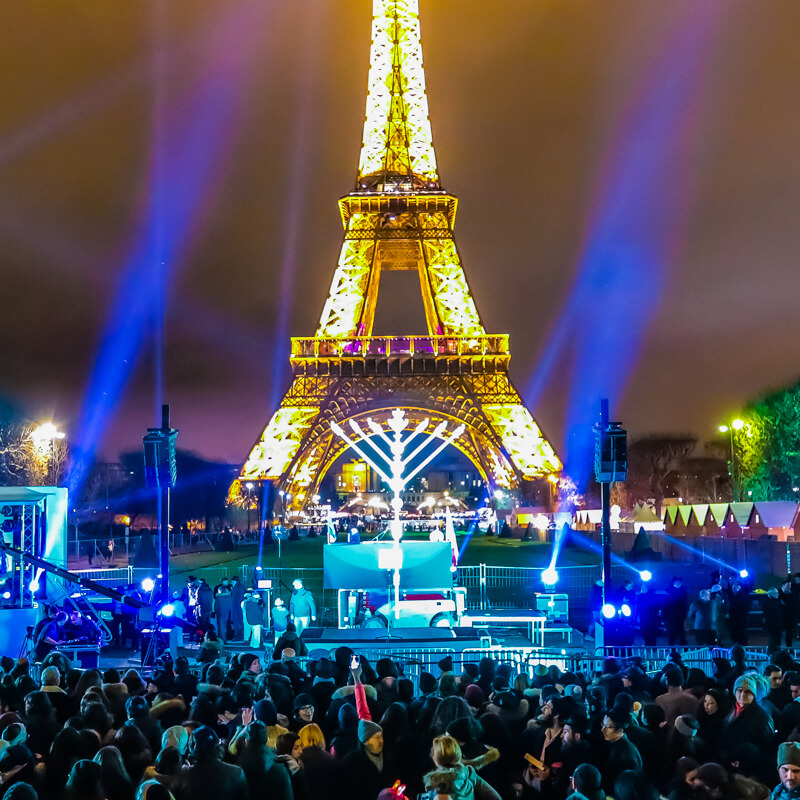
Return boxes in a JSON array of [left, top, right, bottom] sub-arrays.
[[601, 603, 616, 619], [739, 569, 749, 579], [159, 603, 175, 618], [541, 567, 559, 586], [639, 570, 652, 582], [141, 577, 155, 593], [621, 603, 632, 617]]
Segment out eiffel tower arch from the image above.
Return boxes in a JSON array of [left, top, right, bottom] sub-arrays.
[[234, 0, 560, 511]]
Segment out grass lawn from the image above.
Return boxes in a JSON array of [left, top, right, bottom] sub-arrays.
[[164, 531, 603, 587]]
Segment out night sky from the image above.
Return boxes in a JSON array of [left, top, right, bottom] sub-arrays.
[[1, 1, 799, 468]]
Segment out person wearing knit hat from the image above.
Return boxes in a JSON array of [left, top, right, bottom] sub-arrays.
[[734, 673, 759, 703], [343, 660, 395, 800], [419, 672, 438, 696], [718, 672, 774, 764], [464, 683, 485, 710], [358, 718, 382, 746], [776, 742, 800, 797], [437, 655, 453, 674]]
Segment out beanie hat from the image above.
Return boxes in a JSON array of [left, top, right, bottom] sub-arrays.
[[337, 703, 358, 731], [376, 658, 399, 679], [293, 693, 314, 712], [190, 725, 219, 756], [734, 674, 759, 699], [778, 742, 800, 768], [254, 699, 278, 726], [419, 672, 437, 694], [563, 684, 583, 699], [438, 656, 453, 674], [358, 719, 382, 744], [464, 684, 485, 709], [674, 715, 699, 737], [602, 658, 621, 675]]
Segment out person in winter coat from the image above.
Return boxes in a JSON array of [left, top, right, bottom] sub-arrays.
[[289, 580, 317, 635], [719, 674, 774, 765], [664, 578, 689, 645], [195, 579, 212, 630], [636, 583, 661, 646], [710, 584, 728, 644], [343, 658, 398, 800], [729, 583, 752, 645], [272, 623, 308, 660], [422, 735, 500, 800], [172, 725, 250, 800], [230, 576, 245, 640], [762, 588, 783, 649], [235, 721, 292, 800], [773, 741, 800, 800], [598, 709, 643, 794], [688, 590, 714, 646], [781, 580, 797, 648]]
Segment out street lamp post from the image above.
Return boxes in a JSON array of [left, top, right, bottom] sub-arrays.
[[31, 423, 65, 485], [719, 419, 745, 502], [245, 482, 254, 536]]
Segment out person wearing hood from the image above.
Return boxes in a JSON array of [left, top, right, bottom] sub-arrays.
[[272, 623, 308, 661], [423, 735, 500, 800], [289, 580, 316, 636], [172, 726, 249, 800], [719, 674, 775, 764]]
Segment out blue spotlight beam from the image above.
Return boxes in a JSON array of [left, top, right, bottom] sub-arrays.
[[567, 528, 643, 576], [651, 531, 746, 576], [69, 2, 270, 497], [525, 4, 723, 491], [269, 3, 330, 411]]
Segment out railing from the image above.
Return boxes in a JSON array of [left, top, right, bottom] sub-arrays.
[[455, 564, 629, 627], [291, 335, 509, 360]]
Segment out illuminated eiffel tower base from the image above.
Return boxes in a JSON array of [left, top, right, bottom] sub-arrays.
[[234, 0, 560, 512]]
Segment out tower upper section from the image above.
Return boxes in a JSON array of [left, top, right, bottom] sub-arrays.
[[357, 0, 439, 191]]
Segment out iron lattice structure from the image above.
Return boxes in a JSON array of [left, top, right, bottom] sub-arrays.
[[236, 0, 560, 509]]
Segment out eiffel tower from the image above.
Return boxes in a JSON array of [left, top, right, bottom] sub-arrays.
[[235, 0, 560, 511]]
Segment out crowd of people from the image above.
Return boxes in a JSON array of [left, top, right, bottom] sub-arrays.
[[2, 641, 800, 800], [591, 574, 800, 648]]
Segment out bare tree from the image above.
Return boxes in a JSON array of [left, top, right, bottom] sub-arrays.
[[627, 434, 697, 514]]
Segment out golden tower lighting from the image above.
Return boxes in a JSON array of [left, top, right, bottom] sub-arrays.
[[235, 0, 560, 511]]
